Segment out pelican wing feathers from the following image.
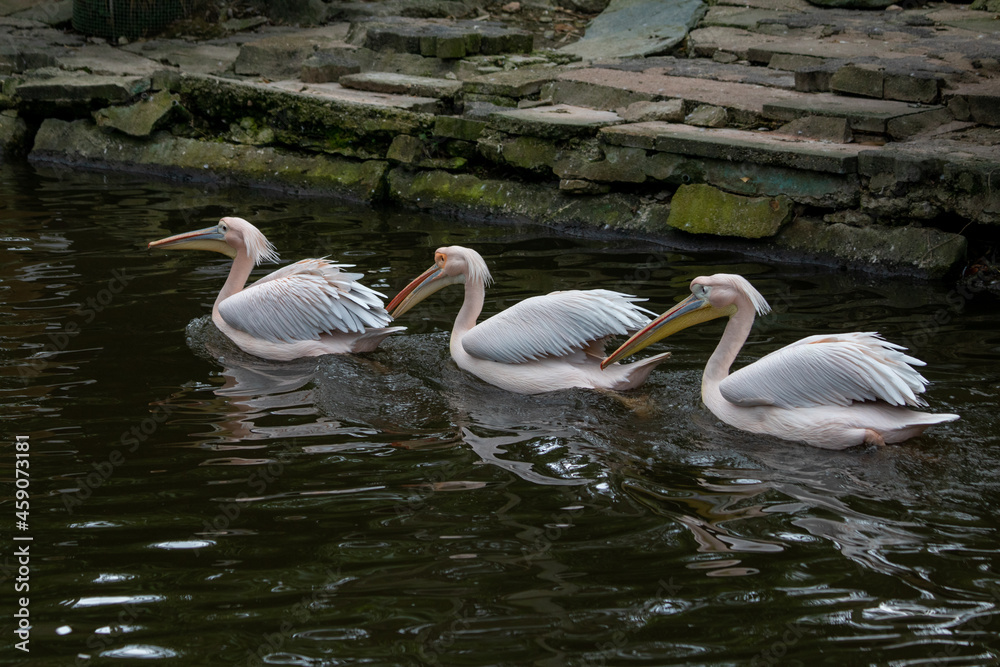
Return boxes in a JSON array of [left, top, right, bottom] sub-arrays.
[[719, 332, 930, 409], [218, 259, 393, 343], [462, 289, 654, 364]]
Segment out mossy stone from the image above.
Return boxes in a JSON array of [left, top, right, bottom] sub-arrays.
[[0, 110, 28, 158], [666, 183, 792, 238], [776, 217, 966, 277], [497, 135, 559, 171]]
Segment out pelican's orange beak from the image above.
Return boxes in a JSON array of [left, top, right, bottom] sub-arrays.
[[148, 224, 235, 258], [601, 292, 731, 369], [387, 252, 464, 319]]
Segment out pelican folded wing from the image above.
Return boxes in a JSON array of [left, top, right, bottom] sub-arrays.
[[219, 259, 393, 343], [720, 332, 929, 410], [462, 289, 653, 364]]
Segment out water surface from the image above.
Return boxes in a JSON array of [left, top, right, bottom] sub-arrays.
[[2, 164, 998, 666]]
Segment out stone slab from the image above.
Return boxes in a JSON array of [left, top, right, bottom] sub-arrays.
[[601, 121, 865, 174], [716, 0, 813, 9], [948, 79, 1000, 127], [53, 43, 163, 77], [621, 99, 685, 123], [10, 0, 71, 25], [356, 18, 532, 57], [685, 104, 727, 127], [172, 74, 433, 160], [235, 29, 352, 79], [593, 56, 797, 90], [93, 90, 181, 137], [14, 75, 150, 104], [387, 167, 644, 231], [830, 63, 884, 99], [884, 70, 941, 104], [30, 118, 389, 202], [554, 144, 648, 183], [701, 6, 795, 31], [688, 25, 926, 64], [301, 50, 363, 83], [488, 104, 624, 139], [0, 40, 60, 74], [548, 79, 658, 113], [267, 80, 441, 113], [559, 0, 707, 60], [464, 67, 562, 98], [556, 68, 809, 125], [774, 217, 967, 278], [667, 183, 792, 238], [858, 137, 1000, 226], [340, 72, 462, 98], [122, 41, 240, 76], [775, 115, 852, 143], [886, 107, 954, 140], [762, 94, 943, 134], [434, 115, 485, 141]]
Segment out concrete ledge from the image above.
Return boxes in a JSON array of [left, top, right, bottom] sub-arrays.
[[774, 217, 967, 278], [601, 122, 863, 174], [488, 104, 624, 139], [172, 73, 435, 159], [29, 118, 389, 202], [15, 75, 151, 105], [763, 94, 943, 134], [340, 72, 463, 99]]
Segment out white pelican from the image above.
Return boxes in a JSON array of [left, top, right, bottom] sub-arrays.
[[387, 245, 671, 395], [149, 217, 403, 361], [602, 274, 959, 449]]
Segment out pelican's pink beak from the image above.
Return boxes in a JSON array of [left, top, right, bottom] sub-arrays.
[[148, 224, 235, 258], [388, 253, 464, 318], [601, 292, 729, 369]]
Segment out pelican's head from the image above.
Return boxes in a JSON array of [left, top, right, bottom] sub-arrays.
[[601, 273, 771, 368], [148, 216, 279, 266], [387, 245, 492, 318]]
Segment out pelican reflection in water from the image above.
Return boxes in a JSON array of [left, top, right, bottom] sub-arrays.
[[603, 274, 959, 450], [149, 217, 403, 361], [388, 245, 671, 395]]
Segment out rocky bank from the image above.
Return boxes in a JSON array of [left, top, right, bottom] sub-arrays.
[[2, 0, 999, 277]]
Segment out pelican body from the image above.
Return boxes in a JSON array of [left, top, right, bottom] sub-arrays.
[[603, 274, 959, 449], [149, 217, 403, 361], [388, 246, 670, 395]]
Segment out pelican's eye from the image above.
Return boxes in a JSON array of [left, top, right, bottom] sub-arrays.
[[218, 222, 228, 233], [434, 252, 447, 268], [692, 283, 711, 300]]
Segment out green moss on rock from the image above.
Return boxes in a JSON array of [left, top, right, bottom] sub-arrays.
[[387, 168, 557, 221], [173, 74, 433, 160], [30, 118, 388, 202], [93, 90, 183, 138], [667, 184, 792, 238], [0, 110, 28, 159]]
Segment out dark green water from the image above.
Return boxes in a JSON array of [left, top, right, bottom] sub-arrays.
[[2, 163, 998, 666]]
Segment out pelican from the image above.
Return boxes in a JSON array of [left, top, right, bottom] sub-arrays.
[[148, 217, 403, 361], [387, 245, 671, 395], [602, 274, 959, 449]]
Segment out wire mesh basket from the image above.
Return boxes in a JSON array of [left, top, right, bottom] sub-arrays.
[[72, 0, 187, 41]]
